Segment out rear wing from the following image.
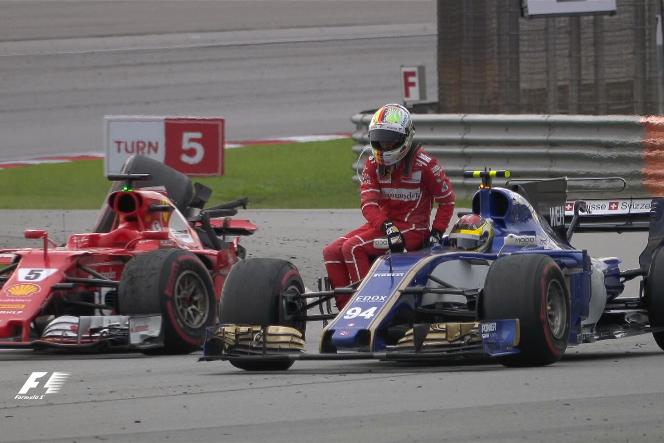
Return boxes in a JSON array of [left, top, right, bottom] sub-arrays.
[[565, 197, 664, 273], [564, 198, 653, 232], [507, 174, 664, 272]]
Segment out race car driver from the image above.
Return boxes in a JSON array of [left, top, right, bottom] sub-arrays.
[[323, 103, 455, 309], [448, 214, 494, 252]]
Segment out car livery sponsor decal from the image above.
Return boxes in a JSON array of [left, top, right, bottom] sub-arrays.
[[6, 283, 40, 297], [0, 303, 26, 311], [87, 263, 122, 281], [373, 272, 405, 278], [480, 319, 520, 356], [565, 199, 652, 216], [480, 322, 497, 337], [503, 234, 537, 248], [549, 205, 565, 228], [69, 235, 89, 249], [128, 315, 162, 345], [17, 268, 57, 282], [355, 295, 388, 303]]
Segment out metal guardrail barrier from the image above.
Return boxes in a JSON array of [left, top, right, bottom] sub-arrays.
[[351, 112, 664, 198]]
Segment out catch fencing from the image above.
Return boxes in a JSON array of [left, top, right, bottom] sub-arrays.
[[350, 113, 664, 198]]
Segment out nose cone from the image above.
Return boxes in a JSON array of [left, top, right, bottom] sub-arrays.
[[0, 281, 44, 339]]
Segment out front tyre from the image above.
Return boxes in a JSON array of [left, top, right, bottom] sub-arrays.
[[219, 258, 304, 371], [118, 249, 216, 354], [483, 254, 570, 367]]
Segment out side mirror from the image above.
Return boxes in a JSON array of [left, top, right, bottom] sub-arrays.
[[24, 229, 47, 239]]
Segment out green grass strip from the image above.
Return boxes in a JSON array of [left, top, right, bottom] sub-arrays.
[[0, 139, 360, 209], [0, 139, 468, 210]]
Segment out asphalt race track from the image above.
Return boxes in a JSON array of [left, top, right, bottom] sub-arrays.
[[0, 0, 438, 161], [0, 209, 663, 443]]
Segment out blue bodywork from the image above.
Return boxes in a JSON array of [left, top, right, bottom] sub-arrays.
[[322, 185, 592, 354]]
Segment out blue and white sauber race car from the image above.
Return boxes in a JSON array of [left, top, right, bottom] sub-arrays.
[[202, 170, 664, 370]]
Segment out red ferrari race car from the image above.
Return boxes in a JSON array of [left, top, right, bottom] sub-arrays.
[[0, 155, 255, 353]]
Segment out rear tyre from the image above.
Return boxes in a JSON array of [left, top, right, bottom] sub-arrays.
[[118, 249, 216, 354], [645, 247, 664, 350], [219, 258, 304, 371], [483, 254, 570, 367]]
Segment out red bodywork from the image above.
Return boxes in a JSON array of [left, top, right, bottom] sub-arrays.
[[0, 188, 256, 347]]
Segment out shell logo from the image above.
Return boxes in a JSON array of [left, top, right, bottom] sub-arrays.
[[6, 283, 40, 297], [0, 303, 25, 309]]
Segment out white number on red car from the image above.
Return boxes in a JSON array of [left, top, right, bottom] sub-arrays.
[[18, 268, 58, 282]]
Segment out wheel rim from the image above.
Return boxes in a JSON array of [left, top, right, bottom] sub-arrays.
[[173, 270, 209, 329], [546, 279, 566, 339], [282, 281, 304, 331]]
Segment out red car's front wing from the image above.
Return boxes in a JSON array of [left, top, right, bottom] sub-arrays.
[[0, 314, 163, 351]]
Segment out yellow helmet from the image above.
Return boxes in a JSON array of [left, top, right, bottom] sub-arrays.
[[449, 214, 494, 252]]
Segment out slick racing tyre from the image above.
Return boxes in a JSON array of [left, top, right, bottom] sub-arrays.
[[219, 258, 304, 371], [645, 247, 664, 350], [483, 254, 570, 367], [118, 249, 216, 354]]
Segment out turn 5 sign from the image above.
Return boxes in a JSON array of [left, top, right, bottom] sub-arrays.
[[104, 116, 225, 176]]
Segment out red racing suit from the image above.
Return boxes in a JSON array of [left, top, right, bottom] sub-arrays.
[[323, 146, 455, 308]]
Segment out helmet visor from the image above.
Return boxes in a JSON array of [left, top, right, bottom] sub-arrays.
[[370, 129, 407, 152], [449, 232, 483, 251]]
